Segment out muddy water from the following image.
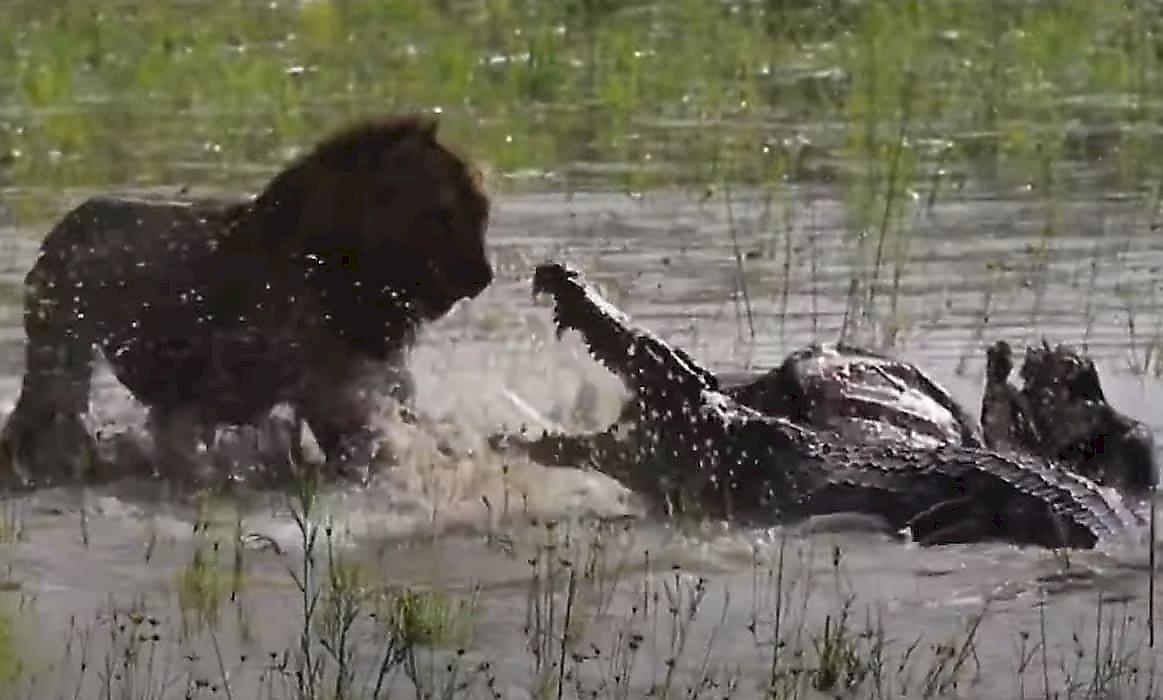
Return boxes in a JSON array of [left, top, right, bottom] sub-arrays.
[[0, 186, 1161, 698]]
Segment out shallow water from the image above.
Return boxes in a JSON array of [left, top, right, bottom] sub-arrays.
[[0, 183, 1160, 698]]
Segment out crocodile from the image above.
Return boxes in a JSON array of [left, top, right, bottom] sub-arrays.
[[496, 337, 985, 474], [982, 339, 1157, 494], [497, 262, 1137, 549], [498, 323, 1153, 499]]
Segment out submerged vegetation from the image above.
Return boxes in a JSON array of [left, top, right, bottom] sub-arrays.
[[0, 479, 1159, 698], [0, 0, 1161, 698]]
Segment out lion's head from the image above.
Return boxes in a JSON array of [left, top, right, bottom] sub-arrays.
[[249, 114, 494, 357]]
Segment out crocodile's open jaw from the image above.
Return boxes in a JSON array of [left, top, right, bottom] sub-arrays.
[[532, 262, 719, 399], [519, 262, 1134, 549]]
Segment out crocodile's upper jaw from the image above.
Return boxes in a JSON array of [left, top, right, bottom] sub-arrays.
[[532, 262, 719, 400]]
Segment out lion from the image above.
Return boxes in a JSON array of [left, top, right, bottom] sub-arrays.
[[0, 113, 493, 488]]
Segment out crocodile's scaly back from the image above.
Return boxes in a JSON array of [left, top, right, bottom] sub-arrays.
[[728, 342, 982, 448]]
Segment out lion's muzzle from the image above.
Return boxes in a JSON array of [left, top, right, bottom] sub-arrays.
[[428, 255, 494, 304]]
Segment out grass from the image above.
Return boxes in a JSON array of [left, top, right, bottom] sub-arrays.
[[0, 0, 1161, 197], [2, 0, 1162, 347]]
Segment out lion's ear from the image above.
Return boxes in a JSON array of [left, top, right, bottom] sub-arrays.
[[377, 114, 439, 162], [416, 113, 440, 143]]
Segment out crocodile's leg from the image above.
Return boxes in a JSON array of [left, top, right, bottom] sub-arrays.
[[902, 495, 1052, 547], [916, 519, 989, 547], [904, 496, 978, 540]]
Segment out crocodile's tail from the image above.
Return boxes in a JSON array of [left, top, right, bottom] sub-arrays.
[[532, 262, 719, 398], [798, 442, 1136, 549]]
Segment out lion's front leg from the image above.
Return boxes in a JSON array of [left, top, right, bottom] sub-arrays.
[[293, 379, 385, 485], [300, 413, 382, 485]]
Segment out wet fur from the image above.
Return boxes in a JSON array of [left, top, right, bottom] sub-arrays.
[[0, 114, 493, 487], [982, 339, 1157, 493]]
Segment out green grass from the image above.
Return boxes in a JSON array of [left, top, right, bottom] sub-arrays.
[[0, 0, 1161, 202], [2, 0, 1160, 346]]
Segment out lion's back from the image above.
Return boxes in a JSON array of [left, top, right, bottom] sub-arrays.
[[30, 194, 236, 295], [23, 194, 246, 352], [36, 193, 233, 264]]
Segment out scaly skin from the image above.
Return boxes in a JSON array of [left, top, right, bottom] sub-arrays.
[[727, 341, 982, 448], [524, 262, 1136, 549]]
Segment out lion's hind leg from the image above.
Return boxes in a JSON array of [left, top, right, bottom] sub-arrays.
[[0, 294, 99, 488]]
